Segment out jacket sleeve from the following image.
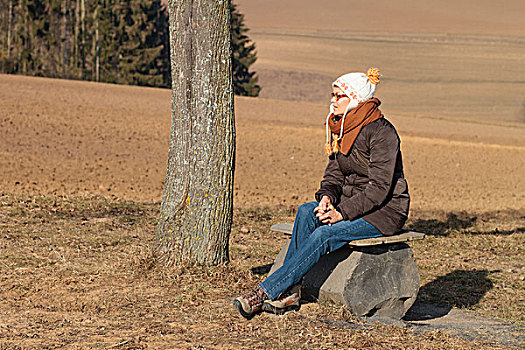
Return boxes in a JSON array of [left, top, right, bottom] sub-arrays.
[[337, 126, 399, 220], [315, 155, 344, 206]]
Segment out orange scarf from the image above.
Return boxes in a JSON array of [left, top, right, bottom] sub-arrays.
[[326, 98, 383, 155]]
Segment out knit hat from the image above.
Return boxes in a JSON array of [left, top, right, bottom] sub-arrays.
[[324, 67, 381, 154], [333, 67, 381, 114]]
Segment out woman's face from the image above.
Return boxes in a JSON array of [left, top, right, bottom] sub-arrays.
[[331, 86, 350, 116]]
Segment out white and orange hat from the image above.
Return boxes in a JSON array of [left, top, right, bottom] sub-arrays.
[[332, 67, 381, 115], [325, 67, 381, 154]]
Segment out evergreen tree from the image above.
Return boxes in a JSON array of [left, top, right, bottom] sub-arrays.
[[96, 0, 125, 83], [119, 0, 169, 87], [0, 0, 236, 92], [231, 2, 260, 97]]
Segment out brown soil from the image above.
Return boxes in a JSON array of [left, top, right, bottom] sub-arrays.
[[2, 74, 524, 215], [237, 0, 525, 124], [235, 0, 525, 36]]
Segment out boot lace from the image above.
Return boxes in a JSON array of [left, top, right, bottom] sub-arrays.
[[245, 286, 268, 307]]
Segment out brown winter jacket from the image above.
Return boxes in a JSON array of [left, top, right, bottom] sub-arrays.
[[315, 118, 410, 235]]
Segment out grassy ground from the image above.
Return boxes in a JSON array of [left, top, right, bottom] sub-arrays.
[[0, 193, 523, 349], [408, 211, 525, 323]]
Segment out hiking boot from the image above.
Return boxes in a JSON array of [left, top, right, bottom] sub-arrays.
[[231, 286, 268, 319], [262, 285, 301, 315]]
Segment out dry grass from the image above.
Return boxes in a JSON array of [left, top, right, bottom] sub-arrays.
[[408, 210, 525, 323], [0, 193, 522, 349]]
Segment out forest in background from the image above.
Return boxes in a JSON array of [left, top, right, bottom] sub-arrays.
[[0, 0, 260, 95]]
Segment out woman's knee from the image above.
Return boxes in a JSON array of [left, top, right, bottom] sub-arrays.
[[309, 225, 334, 243], [297, 201, 318, 218], [310, 225, 347, 253]]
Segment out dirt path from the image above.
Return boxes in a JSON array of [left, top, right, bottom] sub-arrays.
[[322, 302, 524, 349], [404, 302, 524, 348]]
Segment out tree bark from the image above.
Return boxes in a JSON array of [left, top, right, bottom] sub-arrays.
[[92, 4, 99, 82], [23, 0, 29, 73], [74, 0, 79, 70], [7, 0, 13, 58], [80, 0, 85, 78], [156, 0, 234, 266], [61, 0, 67, 75]]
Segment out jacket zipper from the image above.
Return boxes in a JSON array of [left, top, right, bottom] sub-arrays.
[[353, 149, 369, 168]]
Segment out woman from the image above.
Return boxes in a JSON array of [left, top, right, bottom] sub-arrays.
[[232, 68, 410, 319]]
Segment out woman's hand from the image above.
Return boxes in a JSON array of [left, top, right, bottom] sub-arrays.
[[317, 208, 343, 225], [314, 196, 332, 215], [314, 196, 343, 225]]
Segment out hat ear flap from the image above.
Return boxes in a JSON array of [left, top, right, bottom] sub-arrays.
[[344, 99, 358, 115]]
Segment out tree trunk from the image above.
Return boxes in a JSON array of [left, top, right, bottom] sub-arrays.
[[7, 0, 13, 58], [23, 0, 29, 73], [61, 0, 67, 76], [92, 4, 99, 82], [80, 0, 85, 78], [74, 0, 79, 70], [156, 0, 234, 266]]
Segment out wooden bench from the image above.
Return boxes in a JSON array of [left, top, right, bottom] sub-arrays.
[[268, 223, 425, 320]]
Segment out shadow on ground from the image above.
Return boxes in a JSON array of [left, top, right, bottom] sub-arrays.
[[408, 211, 525, 236], [405, 269, 495, 321], [251, 263, 273, 275], [408, 212, 477, 236], [467, 226, 525, 235]]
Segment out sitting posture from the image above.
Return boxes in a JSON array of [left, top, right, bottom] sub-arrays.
[[232, 68, 410, 319]]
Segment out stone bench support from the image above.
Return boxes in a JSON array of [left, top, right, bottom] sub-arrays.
[[268, 223, 425, 320]]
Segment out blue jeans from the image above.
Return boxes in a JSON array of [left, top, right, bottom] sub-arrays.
[[259, 201, 382, 300]]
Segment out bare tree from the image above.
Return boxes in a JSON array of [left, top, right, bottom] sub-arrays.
[[61, 0, 68, 75], [74, 0, 79, 69], [156, 0, 235, 266], [7, 0, 13, 58], [80, 0, 85, 77], [92, 3, 99, 82]]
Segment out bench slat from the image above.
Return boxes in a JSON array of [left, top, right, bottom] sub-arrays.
[[270, 223, 294, 234], [270, 223, 425, 246]]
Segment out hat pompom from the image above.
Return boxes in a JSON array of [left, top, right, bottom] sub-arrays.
[[366, 67, 381, 85]]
